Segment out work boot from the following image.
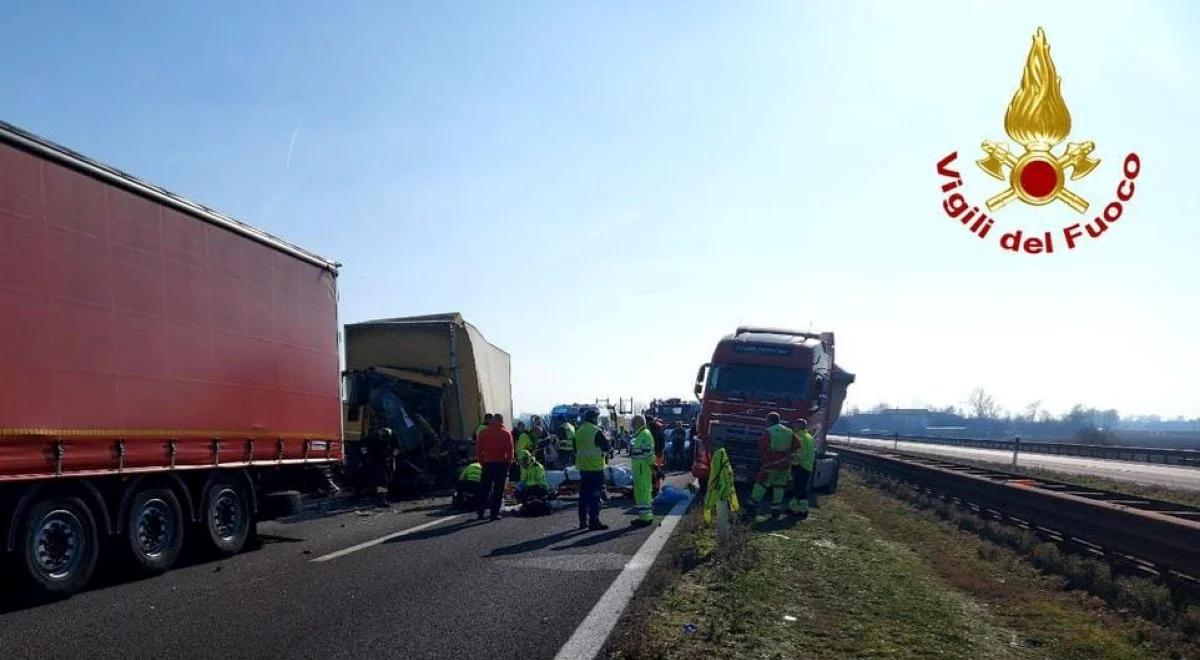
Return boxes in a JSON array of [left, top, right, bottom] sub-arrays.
[[578, 519, 587, 530], [588, 520, 609, 531], [631, 518, 653, 528], [477, 511, 485, 521]]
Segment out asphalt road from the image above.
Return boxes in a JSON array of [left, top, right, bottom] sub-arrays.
[[835, 435, 1200, 491], [0, 459, 693, 660]]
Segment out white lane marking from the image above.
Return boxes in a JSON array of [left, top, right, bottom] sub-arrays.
[[310, 514, 463, 563], [554, 494, 695, 660]]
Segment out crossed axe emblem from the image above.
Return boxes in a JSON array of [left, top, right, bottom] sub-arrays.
[[976, 140, 1101, 213]]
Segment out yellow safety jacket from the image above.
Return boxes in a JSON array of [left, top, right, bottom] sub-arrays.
[[516, 432, 533, 453], [792, 429, 816, 471], [703, 447, 740, 524], [558, 422, 576, 451], [458, 462, 482, 483], [518, 452, 549, 488], [575, 422, 605, 471], [630, 427, 654, 464]]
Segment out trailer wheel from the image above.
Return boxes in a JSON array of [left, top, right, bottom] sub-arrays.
[[16, 497, 99, 598], [124, 486, 184, 575], [202, 475, 252, 557]]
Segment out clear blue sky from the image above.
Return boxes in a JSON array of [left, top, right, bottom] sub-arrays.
[[3, 1, 1197, 418]]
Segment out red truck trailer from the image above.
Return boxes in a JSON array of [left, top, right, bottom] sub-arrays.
[[0, 121, 342, 597], [690, 327, 855, 490]]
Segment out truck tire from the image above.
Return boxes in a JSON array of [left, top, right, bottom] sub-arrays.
[[202, 475, 252, 557], [124, 486, 184, 575], [818, 458, 841, 494], [16, 496, 99, 598]]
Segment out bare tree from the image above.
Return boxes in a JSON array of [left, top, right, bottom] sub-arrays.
[[1023, 399, 1042, 422], [966, 387, 1000, 420]]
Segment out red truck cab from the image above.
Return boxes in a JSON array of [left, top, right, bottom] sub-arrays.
[[691, 327, 854, 490]]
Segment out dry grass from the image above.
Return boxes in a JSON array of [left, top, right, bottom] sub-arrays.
[[607, 472, 1200, 660]]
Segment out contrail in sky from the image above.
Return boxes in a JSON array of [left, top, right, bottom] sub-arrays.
[[285, 119, 302, 169]]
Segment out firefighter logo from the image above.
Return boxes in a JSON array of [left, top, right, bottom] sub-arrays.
[[976, 27, 1100, 213], [935, 27, 1142, 254]]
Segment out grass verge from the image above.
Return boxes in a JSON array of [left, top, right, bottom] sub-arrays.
[[606, 471, 1200, 659]]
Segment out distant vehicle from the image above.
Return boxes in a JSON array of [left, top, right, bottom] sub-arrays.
[[0, 121, 343, 597], [549, 403, 616, 437], [691, 327, 855, 490], [645, 397, 701, 433]]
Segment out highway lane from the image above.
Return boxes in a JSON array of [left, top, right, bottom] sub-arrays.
[[834, 435, 1200, 491], [0, 461, 693, 660]]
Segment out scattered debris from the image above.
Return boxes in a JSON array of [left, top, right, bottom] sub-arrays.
[[783, 615, 797, 622], [682, 623, 697, 636], [811, 538, 839, 551], [768, 533, 792, 540]]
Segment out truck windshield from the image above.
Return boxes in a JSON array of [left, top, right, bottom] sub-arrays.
[[708, 364, 811, 399]]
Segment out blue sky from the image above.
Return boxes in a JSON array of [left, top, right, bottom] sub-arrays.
[[3, 1, 1198, 417]]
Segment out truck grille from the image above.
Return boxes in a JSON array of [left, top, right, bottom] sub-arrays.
[[708, 421, 761, 482]]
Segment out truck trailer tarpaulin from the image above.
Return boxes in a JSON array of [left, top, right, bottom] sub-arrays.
[[0, 119, 344, 596], [0, 119, 344, 480], [344, 313, 513, 444]]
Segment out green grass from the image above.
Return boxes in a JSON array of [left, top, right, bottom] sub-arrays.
[[609, 481, 1023, 659], [607, 472, 1199, 660]]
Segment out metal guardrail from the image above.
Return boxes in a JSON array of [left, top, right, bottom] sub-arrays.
[[834, 445, 1200, 578], [846, 431, 1200, 467]]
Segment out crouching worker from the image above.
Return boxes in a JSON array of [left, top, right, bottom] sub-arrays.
[[515, 449, 553, 516], [453, 461, 483, 510]]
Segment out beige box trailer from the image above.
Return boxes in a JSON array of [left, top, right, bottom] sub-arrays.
[[344, 313, 513, 449]]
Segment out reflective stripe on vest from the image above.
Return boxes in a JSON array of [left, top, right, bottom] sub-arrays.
[[630, 427, 654, 461], [575, 422, 605, 471]]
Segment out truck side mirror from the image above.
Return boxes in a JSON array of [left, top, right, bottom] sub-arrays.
[[693, 382, 702, 397], [694, 363, 709, 399]]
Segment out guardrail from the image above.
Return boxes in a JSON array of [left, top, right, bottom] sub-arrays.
[[836, 445, 1200, 578], [844, 431, 1200, 467]]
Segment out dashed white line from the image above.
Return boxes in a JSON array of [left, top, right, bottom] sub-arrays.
[[310, 514, 463, 563]]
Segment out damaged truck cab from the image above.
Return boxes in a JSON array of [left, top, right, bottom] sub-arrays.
[[691, 327, 855, 491]]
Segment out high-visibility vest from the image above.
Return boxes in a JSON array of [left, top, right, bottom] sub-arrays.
[[792, 429, 816, 471], [516, 432, 533, 453], [767, 423, 795, 452], [630, 427, 654, 463], [458, 462, 482, 483], [559, 423, 576, 451], [520, 457, 549, 488], [575, 422, 605, 471]]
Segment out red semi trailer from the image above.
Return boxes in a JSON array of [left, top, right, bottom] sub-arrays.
[[0, 121, 343, 597]]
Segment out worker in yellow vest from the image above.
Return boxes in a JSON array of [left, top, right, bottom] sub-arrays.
[[629, 415, 655, 526], [453, 461, 483, 509], [787, 419, 816, 519], [747, 412, 798, 520], [558, 420, 576, 468], [575, 409, 611, 530]]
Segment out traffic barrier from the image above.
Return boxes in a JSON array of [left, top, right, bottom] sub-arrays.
[[845, 432, 1200, 467]]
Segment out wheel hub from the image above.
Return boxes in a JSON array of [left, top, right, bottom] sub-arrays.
[[136, 498, 173, 557], [211, 488, 241, 540], [35, 510, 82, 579]]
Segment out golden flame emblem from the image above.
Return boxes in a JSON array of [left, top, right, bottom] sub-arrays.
[[977, 28, 1100, 213]]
